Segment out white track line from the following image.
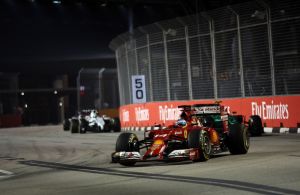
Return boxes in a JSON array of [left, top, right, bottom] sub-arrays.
[[0, 169, 14, 179]]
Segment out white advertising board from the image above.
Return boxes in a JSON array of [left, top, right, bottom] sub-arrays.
[[132, 75, 146, 103]]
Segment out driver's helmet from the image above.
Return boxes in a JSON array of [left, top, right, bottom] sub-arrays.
[[176, 119, 187, 127], [90, 110, 98, 118], [191, 116, 201, 126]]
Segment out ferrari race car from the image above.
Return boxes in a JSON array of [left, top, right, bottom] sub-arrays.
[[63, 109, 120, 133], [112, 103, 263, 166]]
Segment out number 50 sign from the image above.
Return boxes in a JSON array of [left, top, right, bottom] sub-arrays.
[[132, 75, 146, 103]]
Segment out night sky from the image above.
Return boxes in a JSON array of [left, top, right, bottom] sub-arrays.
[[0, 0, 192, 76], [0, 1, 120, 75], [0, 0, 250, 77]]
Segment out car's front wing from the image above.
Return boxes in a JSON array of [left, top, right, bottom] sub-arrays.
[[112, 148, 200, 163]]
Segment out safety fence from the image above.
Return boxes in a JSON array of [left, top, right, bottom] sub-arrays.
[[110, 0, 300, 106]]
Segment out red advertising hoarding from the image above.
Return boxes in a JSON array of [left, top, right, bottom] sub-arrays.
[[120, 96, 300, 128]]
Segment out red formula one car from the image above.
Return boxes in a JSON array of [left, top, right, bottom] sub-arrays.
[[112, 103, 261, 166]]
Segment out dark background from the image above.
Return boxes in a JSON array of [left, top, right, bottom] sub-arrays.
[[0, 0, 251, 125], [0, 0, 250, 78]]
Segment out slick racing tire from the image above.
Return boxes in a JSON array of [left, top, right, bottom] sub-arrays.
[[188, 130, 211, 162], [112, 117, 121, 132], [248, 115, 263, 136], [63, 119, 70, 131], [103, 123, 111, 132], [79, 120, 87, 134], [70, 119, 79, 133], [116, 132, 139, 166], [228, 124, 250, 155]]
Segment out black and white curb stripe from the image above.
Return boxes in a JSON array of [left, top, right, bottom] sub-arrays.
[[122, 127, 300, 134], [264, 127, 300, 134]]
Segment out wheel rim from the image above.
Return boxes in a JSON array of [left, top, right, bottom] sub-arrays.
[[131, 139, 139, 151], [200, 132, 211, 155], [243, 128, 250, 149], [203, 135, 211, 154]]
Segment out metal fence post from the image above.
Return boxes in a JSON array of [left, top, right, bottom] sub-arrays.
[[228, 6, 245, 97], [115, 49, 124, 105], [162, 29, 171, 100], [209, 19, 218, 99], [146, 34, 153, 101], [134, 39, 139, 74], [257, 0, 276, 95], [125, 42, 132, 104], [77, 68, 84, 111], [267, 7, 276, 95], [185, 26, 193, 100], [98, 68, 106, 109]]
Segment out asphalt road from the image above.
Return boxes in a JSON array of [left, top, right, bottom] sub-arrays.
[[0, 125, 300, 195]]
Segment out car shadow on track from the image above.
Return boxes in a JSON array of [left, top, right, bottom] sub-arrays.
[[19, 159, 299, 195]]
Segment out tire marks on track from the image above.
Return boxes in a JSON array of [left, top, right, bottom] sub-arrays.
[[20, 160, 300, 195]]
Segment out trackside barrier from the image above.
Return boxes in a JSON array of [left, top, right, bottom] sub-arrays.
[[119, 96, 300, 132], [0, 114, 22, 128]]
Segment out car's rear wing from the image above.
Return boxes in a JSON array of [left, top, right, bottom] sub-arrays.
[[177, 104, 227, 115], [193, 104, 229, 132], [192, 104, 223, 115], [178, 105, 192, 111]]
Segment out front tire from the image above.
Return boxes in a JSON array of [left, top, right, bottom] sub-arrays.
[[116, 132, 139, 166], [63, 119, 70, 131], [79, 120, 87, 134], [227, 124, 249, 154], [188, 130, 211, 162]]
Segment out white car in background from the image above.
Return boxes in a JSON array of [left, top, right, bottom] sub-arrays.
[[63, 109, 120, 133]]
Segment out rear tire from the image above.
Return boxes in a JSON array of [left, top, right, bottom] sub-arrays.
[[188, 130, 211, 162], [70, 119, 79, 133], [113, 117, 121, 132], [116, 132, 139, 166], [103, 122, 111, 132], [248, 115, 263, 136], [228, 124, 249, 154]]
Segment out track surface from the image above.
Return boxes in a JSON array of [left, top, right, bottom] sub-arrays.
[[0, 125, 300, 195]]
